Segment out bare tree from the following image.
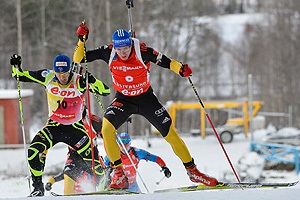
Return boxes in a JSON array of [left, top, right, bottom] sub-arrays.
[[243, 0, 300, 128], [4, 0, 300, 134]]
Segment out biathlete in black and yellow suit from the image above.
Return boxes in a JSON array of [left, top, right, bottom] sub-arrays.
[[10, 54, 110, 197], [44, 114, 112, 194], [73, 23, 218, 189]]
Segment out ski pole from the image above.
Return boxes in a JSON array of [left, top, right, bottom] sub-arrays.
[[125, 0, 134, 36], [16, 175, 31, 186], [156, 175, 166, 185], [116, 134, 150, 193], [16, 66, 31, 192], [96, 104, 150, 193], [187, 76, 241, 184], [81, 20, 96, 191], [121, 1, 150, 192]]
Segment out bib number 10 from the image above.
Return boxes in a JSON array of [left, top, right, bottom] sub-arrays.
[[57, 100, 68, 109]]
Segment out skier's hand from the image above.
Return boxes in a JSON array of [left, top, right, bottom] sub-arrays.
[[161, 166, 171, 178], [179, 63, 192, 77], [129, 29, 136, 38], [71, 62, 83, 74], [76, 22, 89, 42], [45, 182, 52, 191], [10, 54, 22, 67], [86, 71, 95, 82], [45, 176, 55, 191]]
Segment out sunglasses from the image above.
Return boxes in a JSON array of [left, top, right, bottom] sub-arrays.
[[54, 70, 70, 77]]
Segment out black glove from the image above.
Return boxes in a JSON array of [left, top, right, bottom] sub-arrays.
[[161, 166, 171, 178], [45, 182, 52, 191], [10, 54, 22, 66], [86, 71, 96, 83]]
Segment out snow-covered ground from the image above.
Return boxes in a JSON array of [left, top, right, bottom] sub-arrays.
[[0, 127, 300, 199]]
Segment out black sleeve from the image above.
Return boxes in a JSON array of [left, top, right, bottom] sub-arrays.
[[140, 43, 172, 69], [13, 67, 48, 85], [53, 171, 64, 182], [85, 44, 113, 64]]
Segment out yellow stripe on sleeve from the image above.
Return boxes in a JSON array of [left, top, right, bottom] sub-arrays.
[[170, 59, 182, 74]]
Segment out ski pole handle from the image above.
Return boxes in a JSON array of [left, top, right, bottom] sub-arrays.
[[126, 0, 134, 8]]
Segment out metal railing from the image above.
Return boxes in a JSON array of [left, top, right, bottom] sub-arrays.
[[250, 141, 299, 174]]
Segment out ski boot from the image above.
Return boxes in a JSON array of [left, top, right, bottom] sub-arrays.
[[28, 176, 44, 197], [186, 164, 218, 186], [109, 166, 129, 189]]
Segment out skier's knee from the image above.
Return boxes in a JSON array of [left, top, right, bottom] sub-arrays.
[[28, 146, 42, 160]]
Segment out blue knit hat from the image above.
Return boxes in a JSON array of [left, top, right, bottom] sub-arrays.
[[117, 132, 131, 144], [53, 54, 71, 73], [112, 29, 132, 48]]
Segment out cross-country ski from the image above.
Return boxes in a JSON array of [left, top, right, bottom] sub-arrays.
[[154, 181, 299, 193]]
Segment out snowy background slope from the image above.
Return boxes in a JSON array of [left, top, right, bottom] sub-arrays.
[[0, 128, 299, 199]]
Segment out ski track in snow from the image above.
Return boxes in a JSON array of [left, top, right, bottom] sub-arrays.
[[0, 133, 300, 199]]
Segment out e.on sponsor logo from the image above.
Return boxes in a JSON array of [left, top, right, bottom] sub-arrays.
[[50, 87, 76, 97]]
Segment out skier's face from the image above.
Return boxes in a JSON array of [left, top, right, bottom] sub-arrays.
[[115, 45, 132, 60], [119, 143, 131, 153], [55, 70, 71, 85]]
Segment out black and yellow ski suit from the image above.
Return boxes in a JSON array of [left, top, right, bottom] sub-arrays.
[[12, 65, 110, 193]]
